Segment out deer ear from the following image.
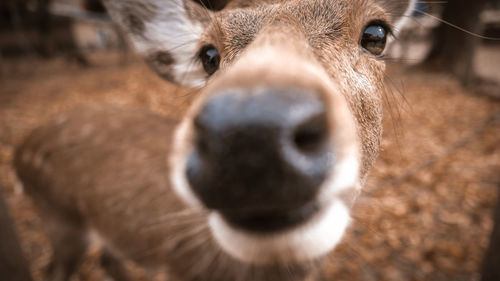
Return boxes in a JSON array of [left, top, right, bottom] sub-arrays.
[[375, 0, 416, 32], [103, 0, 214, 87]]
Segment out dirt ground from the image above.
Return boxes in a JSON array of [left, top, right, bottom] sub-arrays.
[[0, 45, 499, 281]]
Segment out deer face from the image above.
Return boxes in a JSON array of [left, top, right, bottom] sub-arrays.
[[104, 0, 415, 265]]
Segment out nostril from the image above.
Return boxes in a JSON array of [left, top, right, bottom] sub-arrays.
[[293, 114, 328, 153], [195, 134, 210, 156], [193, 116, 211, 156]]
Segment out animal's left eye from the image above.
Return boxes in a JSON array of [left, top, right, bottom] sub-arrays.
[[199, 45, 221, 76], [360, 23, 388, 56]]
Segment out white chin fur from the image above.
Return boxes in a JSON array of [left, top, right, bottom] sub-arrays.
[[210, 198, 350, 265]]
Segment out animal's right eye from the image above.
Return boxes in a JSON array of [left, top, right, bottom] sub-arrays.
[[199, 45, 221, 76], [360, 23, 389, 56]]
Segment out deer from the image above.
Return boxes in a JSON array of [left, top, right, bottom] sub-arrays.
[[13, 0, 416, 280]]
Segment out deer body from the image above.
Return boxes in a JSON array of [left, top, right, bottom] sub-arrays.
[[14, 0, 415, 280], [17, 108, 315, 281]]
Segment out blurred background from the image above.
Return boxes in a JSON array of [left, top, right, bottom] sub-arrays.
[[0, 0, 499, 280]]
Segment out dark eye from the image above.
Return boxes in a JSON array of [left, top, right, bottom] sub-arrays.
[[360, 23, 388, 56], [199, 45, 220, 75]]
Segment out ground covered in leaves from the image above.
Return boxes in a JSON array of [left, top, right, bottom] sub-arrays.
[[0, 47, 499, 281]]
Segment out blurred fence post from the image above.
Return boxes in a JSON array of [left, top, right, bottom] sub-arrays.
[[481, 186, 500, 281], [0, 182, 33, 281]]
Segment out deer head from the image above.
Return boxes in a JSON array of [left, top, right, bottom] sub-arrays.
[[103, 0, 415, 265]]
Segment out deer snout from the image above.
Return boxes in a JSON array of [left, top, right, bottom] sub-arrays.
[[186, 88, 334, 232]]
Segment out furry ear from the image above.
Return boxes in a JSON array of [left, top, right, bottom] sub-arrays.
[[374, 0, 416, 32], [103, 0, 214, 87]]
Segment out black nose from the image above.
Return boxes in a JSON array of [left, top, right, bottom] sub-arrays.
[[186, 88, 333, 226]]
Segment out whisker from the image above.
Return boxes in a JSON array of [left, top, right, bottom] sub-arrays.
[[146, 209, 205, 224], [380, 70, 408, 155], [134, 222, 209, 259], [380, 56, 423, 63], [415, 10, 500, 41], [141, 213, 207, 232]]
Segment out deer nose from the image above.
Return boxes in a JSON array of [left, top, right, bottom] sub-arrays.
[[186, 88, 333, 226]]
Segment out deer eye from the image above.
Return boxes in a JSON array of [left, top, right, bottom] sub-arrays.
[[360, 23, 388, 56], [199, 45, 220, 76]]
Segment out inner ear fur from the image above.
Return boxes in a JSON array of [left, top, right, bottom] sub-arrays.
[[103, 0, 219, 87]]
